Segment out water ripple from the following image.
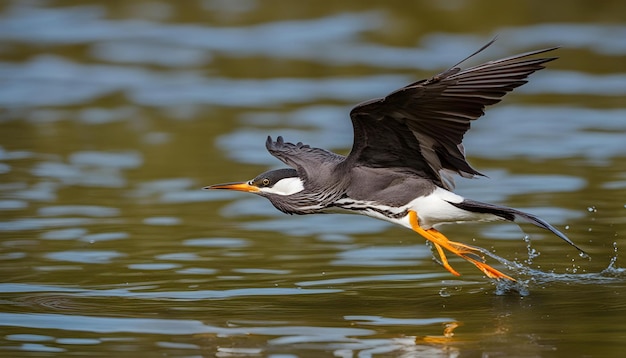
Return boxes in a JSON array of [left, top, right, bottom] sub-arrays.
[[183, 237, 249, 248], [332, 245, 431, 267], [40, 228, 87, 240], [69, 151, 142, 169], [345, 315, 454, 326], [38, 205, 119, 217], [3, 13, 625, 110], [242, 214, 390, 236], [0, 283, 341, 300], [467, 106, 626, 162], [297, 273, 441, 287], [0, 218, 95, 232], [45, 250, 126, 264], [0, 312, 371, 338]]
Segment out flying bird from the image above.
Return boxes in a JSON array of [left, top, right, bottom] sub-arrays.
[[206, 40, 587, 281]]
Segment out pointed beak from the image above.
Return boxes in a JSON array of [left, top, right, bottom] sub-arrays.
[[203, 182, 260, 193]]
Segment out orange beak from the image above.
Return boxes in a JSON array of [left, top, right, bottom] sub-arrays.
[[203, 182, 260, 193]]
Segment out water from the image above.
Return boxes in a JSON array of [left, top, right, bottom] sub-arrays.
[[1, 1, 625, 356]]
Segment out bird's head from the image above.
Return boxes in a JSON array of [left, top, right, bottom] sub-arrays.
[[204, 168, 304, 196]]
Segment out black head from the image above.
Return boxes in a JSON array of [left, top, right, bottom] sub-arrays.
[[248, 168, 299, 189]]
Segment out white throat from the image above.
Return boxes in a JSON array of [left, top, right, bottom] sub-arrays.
[[259, 177, 304, 196]]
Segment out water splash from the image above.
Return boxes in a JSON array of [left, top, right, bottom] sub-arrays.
[[423, 238, 616, 296], [477, 240, 626, 293], [494, 278, 530, 297], [601, 241, 624, 277], [523, 235, 540, 266]]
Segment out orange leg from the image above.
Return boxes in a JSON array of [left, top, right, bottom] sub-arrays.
[[407, 210, 515, 281]]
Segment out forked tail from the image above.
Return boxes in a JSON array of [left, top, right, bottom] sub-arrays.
[[450, 199, 588, 257]]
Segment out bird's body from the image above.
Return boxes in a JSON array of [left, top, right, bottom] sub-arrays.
[[207, 40, 586, 280]]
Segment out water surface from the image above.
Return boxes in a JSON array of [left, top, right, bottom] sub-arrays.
[[1, 1, 625, 357]]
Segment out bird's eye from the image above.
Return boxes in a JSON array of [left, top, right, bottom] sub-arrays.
[[262, 178, 270, 186]]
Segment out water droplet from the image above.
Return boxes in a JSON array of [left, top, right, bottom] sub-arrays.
[[523, 235, 540, 265], [607, 242, 619, 269], [439, 288, 451, 298], [587, 206, 597, 212]]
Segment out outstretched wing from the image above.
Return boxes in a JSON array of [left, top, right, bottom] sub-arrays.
[[346, 42, 557, 189], [265, 136, 345, 186]]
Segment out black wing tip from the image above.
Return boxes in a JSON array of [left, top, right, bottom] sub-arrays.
[[454, 200, 588, 257], [523, 46, 561, 57], [513, 209, 589, 257], [430, 38, 560, 85], [445, 37, 498, 72], [451, 39, 560, 69], [551, 227, 589, 258], [488, 47, 560, 69]]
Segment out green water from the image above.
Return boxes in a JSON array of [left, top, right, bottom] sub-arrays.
[[1, 1, 625, 357]]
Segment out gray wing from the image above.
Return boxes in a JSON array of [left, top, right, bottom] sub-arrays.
[[266, 136, 345, 185], [346, 42, 557, 189]]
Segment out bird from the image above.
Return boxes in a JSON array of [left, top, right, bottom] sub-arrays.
[[205, 39, 587, 281]]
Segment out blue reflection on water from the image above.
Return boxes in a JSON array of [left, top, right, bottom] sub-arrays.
[[45, 250, 125, 264], [40, 228, 87, 240], [467, 106, 626, 162], [0, 2, 623, 357], [333, 245, 433, 267], [0, 218, 96, 231], [0, 312, 373, 339], [242, 214, 390, 237], [38, 205, 119, 217], [0, 283, 342, 300], [3, 57, 626, 109], [2, 4, 626, 111]]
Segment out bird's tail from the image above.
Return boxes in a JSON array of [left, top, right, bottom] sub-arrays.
[[450, 199, 588, 257]]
